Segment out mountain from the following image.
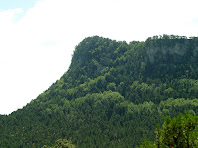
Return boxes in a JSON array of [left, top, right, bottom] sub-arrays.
[[1, 35, 198, 147]]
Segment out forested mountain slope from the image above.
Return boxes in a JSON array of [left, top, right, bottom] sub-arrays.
[[1, 35, 198, 147]]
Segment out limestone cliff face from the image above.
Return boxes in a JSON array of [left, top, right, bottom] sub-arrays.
[[146, 39, 198, 64]]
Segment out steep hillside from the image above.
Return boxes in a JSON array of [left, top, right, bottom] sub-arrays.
[[0, 35, 198, 147]]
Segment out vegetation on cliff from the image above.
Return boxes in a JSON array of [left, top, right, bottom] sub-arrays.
[[0, 35, 198, 147]]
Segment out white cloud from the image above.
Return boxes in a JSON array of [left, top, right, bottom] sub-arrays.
[[0, 8, 23, 22], [0, 0, 198, 114]]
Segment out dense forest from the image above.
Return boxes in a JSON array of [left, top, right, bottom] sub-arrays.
[[0, 35, 198, 147]]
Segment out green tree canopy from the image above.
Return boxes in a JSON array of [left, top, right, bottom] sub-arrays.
[[140, 112, 198, 148], [42, 139, 75, 148]]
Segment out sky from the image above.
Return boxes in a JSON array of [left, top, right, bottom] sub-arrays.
[[0, 0, 198, 115]]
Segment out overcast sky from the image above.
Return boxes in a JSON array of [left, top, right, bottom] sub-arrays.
[[0, 0, 198, 115]]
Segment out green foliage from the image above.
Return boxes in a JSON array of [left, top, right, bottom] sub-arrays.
[[158, 112, 198, 148], [139, 112, 198, 148], [139, 140, 156, 148], [1, 35, 198, 147], [43, 139, 75, 148]]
